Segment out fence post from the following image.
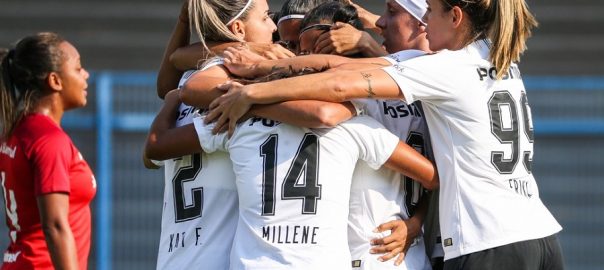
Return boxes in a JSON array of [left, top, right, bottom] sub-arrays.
[[96, 72, 113, 270]]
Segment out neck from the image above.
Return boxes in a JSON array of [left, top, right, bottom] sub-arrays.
[[32, 94, 64, 126]]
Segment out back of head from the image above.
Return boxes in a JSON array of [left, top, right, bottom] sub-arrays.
[[443, 0, 538, 79], [188, 0, 255, 52], [300, 1, 363, 30], [0, 32, 65, 138]]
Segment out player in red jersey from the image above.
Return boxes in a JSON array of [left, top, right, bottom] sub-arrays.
[[0, 32, 95, 270]]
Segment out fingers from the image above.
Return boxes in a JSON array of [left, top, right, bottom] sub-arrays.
[[394, 252, 405, 266], [374, 220, 398, 233], [377, 246, 403, 262], [370, 240, 402, 255]]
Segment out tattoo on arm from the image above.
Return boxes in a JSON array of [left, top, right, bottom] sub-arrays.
[[360, 72, 375, 98]]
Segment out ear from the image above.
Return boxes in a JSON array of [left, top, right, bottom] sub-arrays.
[[451, 6, 464, 28], [46, 72, 63, 92], [229, 20, 247, 40]]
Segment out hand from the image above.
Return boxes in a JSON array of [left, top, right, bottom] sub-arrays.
[[223, 45, 267, 78], [248, 43, 295, 60], [205, 81, 253, 137], [314, 23, 365, 55], [370, 219, 421, 266]]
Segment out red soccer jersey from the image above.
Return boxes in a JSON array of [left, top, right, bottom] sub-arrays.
[[0, 113, 96, 269]]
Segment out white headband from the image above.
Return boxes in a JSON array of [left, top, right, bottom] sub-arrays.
[[226, 0, 254, 26], [277, 14, 305, 25], [394, 0, 428, 24]]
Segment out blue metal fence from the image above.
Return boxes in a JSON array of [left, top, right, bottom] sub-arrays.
[[62, 73, 604, 270]]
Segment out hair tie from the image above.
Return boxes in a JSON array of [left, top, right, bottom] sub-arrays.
[[226, 0, 254, 26]]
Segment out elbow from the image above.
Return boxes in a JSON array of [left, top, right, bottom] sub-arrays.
[[314, 106, 341, 128], [144, 135, 167, 161], [424, 170, 440, 190], [41, 220, 69, 237], [179, 83, 194, 106]]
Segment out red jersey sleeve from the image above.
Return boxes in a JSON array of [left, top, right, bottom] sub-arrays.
[[29, 131, 72, 195]]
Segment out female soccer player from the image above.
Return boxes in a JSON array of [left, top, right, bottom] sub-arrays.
[[0, 32, 95, 270], [146, 0, 279, 269], [206, 0, 564, 269]]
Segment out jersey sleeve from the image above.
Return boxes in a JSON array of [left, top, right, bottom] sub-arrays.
[[192, 116, 228, 153], [380, 49, 426, 65], [29, 131, 72, 195], [341, 116, 400, 169], [381, 53, 460, 104]]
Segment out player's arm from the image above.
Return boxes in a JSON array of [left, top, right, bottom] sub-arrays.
[[171, 42, 295, 71], [37, 193, 79, 270], [346, 0, 381, 35], [144, 90, 202, 161], [181, 67, 357, 129], [206, 68, 402, 136], [370, 193, 429, 265], [383, 141, 439, 190], [157, 1, 190, 99], [222, 46, 390, 79]]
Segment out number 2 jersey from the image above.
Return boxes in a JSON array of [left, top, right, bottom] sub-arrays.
[[382, 40, 562, 260], [193, 115, 400, 270], [156, 71, 238, 270]]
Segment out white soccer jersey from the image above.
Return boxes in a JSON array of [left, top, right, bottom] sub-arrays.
[[382, 40, 562, 260], [156, 71, 238, 270], [193, 116, 400, 270], [348, 98, 432, 270]]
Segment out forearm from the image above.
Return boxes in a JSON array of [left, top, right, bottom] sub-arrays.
[[180, 76, 229, 108], [385, 142, 439, 190], [250, 100, 356, 128], [157, 16, 190, 99], [145, 93, 202, 160], [38, 194, 78, 270], [44, 224, 78, 270], [246, 68, 403, 104]]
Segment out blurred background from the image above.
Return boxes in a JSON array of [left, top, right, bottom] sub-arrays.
[[1, 0, 603, 269]]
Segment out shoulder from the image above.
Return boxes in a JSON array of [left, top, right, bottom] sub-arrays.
[[17, 115, 71, 155]]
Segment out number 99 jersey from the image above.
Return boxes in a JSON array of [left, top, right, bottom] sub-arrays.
[[193, 116, 400, 270], [382, 40, 562, 260]]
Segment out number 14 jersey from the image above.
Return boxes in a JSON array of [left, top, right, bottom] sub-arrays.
[[193, 116, 400, 270]]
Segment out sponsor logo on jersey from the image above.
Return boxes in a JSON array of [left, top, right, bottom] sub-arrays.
[[249, 117, 281, 128], [261, 225, 319, 244], [3, 251, 20, 263], [382, 101, 422, 118], [476, 65, 522, 81], [178, 106, 203, 122], [0, 143, 16, 159]]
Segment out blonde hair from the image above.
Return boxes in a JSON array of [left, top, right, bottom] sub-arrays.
[[442, 0, 538, 79], [188, 0, 255, 54], [0, 32, 65, 138]]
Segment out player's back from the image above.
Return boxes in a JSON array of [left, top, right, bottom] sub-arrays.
[[194, 115, 399, 270]]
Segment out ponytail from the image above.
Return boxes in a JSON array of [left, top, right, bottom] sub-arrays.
[[0, 49, 18, 139], [442, 0, 537, 79], [488, 0, 537, 79]]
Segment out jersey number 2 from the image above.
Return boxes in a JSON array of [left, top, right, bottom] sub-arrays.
[[260, 133, 322, 216], [172, 153, 203, 223], [488, 91, 534, 174]]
